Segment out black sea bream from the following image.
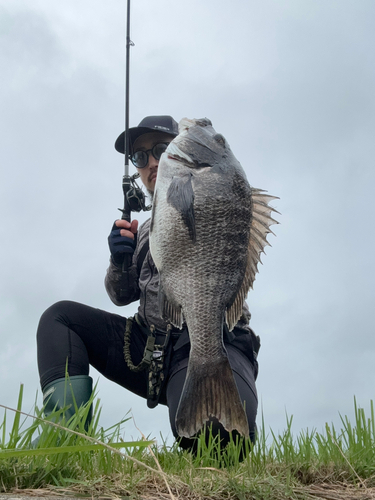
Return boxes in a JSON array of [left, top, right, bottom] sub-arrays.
[[149, 118, 278, 438]]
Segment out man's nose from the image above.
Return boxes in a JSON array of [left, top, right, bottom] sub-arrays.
[[148, 155, 159, 168]]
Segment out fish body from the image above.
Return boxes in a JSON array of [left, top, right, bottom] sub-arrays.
[[149, 118, 278, 438]]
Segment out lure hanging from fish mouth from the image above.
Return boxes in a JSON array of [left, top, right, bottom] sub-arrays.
[[150, 118, 279, 439]]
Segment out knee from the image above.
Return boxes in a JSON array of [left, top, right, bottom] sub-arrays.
[[176, 418, 255, 460], [176, 418, 232, 452], [233, 371, 258, 435], [37, 300, 74, 340]]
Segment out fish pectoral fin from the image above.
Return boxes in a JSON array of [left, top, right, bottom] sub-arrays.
[[166, 173, 196, 243], [175, 355, 249, 439], [158, 283, 183, 329]]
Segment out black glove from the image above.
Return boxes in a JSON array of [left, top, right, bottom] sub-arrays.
[[108, 222, 137, 266]]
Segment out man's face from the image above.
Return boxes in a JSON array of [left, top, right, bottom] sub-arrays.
[[133, 132, 174, 194]]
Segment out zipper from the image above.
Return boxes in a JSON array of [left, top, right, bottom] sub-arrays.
[[142, 252, 155, 327]]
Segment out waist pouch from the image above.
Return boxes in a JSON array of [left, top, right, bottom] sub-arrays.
[[131, 315, 174, 409]]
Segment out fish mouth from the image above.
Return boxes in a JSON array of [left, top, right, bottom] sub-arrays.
[[166, 142, 194, 166], [166, 142, 212, 169]]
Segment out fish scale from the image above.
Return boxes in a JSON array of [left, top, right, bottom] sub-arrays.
[[150, 117, 278, 438]]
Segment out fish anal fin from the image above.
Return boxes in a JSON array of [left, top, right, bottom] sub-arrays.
[[175, 355, 249, 439], [158, 282, 183, 329]]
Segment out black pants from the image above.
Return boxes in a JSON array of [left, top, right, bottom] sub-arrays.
[[37, 300, 258, 447]]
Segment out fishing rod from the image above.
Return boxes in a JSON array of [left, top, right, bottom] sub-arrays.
[[119, 0, 150, 276], [120, 0, 133, 224], [120, 0, 151, 221]]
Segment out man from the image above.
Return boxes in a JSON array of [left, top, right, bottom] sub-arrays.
[[36, 115, 260, 450]]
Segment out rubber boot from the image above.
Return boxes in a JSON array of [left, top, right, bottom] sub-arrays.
[[42, 375, 93, 428], [32, 375, 93, 447]]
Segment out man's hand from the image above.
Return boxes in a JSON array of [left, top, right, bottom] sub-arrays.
[[115, 219, 139, 239], [108, 219, 139, 266]]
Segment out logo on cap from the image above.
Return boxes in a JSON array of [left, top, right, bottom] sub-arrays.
[[154, 125, 169, 131]]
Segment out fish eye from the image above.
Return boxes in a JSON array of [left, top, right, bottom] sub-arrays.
[[196, 118, 212, 127], [214, 134, 225, 145]]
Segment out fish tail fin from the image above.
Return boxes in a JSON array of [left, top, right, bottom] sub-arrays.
[[175, 355, 249, 439]]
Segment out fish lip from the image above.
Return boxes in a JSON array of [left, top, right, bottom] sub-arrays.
[[167, 153, 194, 166], [166, 142, 194, 165], [167, 154, 213, 170], [166, 143, 213, 169]]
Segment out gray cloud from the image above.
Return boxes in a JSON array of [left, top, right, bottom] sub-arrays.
[[1, 0, 374, 443]]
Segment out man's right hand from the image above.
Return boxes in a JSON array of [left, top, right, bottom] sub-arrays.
[[108, 219, 139, 266], [115, 219, 138, 239]]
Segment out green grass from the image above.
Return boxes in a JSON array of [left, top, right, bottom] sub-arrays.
[[1, 387, 375, 500]]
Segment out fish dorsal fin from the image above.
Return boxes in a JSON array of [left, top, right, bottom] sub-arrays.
[[225, 188, 279, 331]]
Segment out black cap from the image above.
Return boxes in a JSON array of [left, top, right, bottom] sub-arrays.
[[115, 115, 179, 155]]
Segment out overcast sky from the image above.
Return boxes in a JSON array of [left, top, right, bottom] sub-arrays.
[[1, 0, 375, 445]]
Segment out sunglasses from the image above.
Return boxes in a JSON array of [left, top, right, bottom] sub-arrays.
[[130, 142, 169, 169]]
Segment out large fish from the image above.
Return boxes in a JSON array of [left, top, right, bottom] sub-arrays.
[[149, 118, 278, 438]]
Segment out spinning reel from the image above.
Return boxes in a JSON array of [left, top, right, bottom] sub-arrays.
[[119, 172, 152, 218]]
